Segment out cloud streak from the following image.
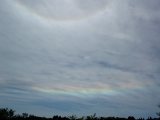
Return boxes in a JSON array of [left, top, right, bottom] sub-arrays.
[[0, 0, 160, 118]]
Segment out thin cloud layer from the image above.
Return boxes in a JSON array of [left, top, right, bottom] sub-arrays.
[[0, 0, 160, 118]]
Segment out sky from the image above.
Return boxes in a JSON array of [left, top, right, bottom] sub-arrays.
[[0, 0, 160, 118]]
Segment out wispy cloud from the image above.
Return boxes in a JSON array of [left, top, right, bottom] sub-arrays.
[[0, 0, 160, 118]]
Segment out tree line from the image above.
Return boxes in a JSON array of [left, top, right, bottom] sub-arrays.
[[0, 107, 159, 120]]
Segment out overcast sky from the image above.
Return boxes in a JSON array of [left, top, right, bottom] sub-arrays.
[[0, 0, 160, 118]]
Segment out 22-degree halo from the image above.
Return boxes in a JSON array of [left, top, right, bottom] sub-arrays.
[[15, 0, 109, 21]]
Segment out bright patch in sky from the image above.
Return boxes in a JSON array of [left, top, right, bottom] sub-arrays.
[[0, 0, 160, 118], [15, 0, 109, 21]]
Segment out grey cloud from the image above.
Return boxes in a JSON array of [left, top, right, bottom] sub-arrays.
[[0, 0, 160, 118]]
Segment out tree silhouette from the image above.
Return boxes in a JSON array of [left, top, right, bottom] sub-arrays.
[[128, 116, 135, 120], [22, 113, 28, 118], [69, 115, 77, 120], [157, 105, 160, 119], [86, 113, 97, 120], [0, 108, 15, 120], [9, 109, 15, 118], [0, 107, 160, 120]]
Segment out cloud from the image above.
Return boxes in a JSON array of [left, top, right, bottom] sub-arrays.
[[15, 0, 109, 21], [0, 0, 160, 118]]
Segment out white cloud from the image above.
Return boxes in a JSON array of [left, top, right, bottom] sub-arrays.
[[0, 0, 160, 117]]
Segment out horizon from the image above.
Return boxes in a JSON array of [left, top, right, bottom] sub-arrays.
[[0, 0, 160, 118], [0, 107, 160, 119]]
